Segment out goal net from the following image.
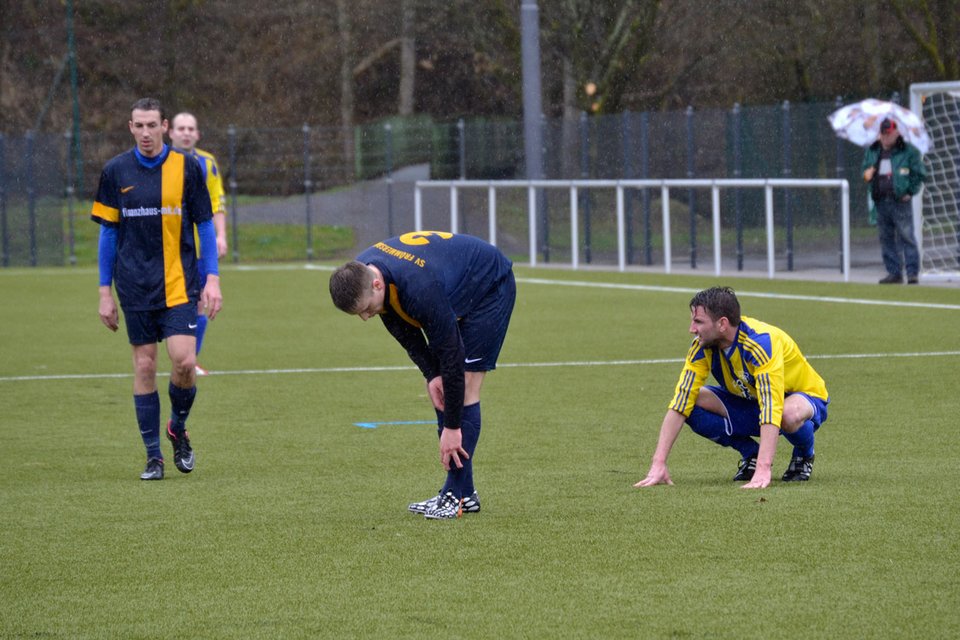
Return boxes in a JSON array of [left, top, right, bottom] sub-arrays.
[[910, 81, 960, 281]]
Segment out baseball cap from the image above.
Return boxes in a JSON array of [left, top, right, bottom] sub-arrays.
[[880, 118, 897, 133]]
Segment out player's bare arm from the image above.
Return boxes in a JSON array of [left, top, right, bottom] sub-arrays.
[[201, 274, 223, 320], [741, 423, 779, 489], [427, 376, 445, 411], [98, 286, 119, 332], [635, 409, 686, 487], [439, 426, 468, 471], [214, 213, 228, 257]]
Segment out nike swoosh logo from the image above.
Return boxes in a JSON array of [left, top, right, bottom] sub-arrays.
[[188, 323, 198, 329], [120, 186, 135, 193], [464, 357, 483, 364]]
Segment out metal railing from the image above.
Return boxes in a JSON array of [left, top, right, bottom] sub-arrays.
[[414, 178, 852, 280]]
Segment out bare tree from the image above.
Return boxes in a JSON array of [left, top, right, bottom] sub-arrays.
[[890, 0, 960, 80], [544, 0, 661, 116], [399, 0, 416, 115]]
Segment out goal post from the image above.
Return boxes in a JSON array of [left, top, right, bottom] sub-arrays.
[[909, 81, 960, 282]]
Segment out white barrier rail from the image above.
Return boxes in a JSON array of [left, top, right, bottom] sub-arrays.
[[414, 178, 851, 281]]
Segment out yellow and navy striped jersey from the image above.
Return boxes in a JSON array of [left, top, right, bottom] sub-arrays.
[[668, 315, 828, 427], [91, 145, 213, 311], [356, 231, 513, 430]]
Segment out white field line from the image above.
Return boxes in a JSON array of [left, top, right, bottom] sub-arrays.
[[2, 351, 959, 383], [5, 264, 957, 309], [3, 268, 956, 383], [517, 277, 960, 311]]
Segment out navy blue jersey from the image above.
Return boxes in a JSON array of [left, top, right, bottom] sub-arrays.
[[357, 231, 514, 428], [91, 146, 213, 311]]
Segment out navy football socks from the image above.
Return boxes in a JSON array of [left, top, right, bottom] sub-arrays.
[[168, 381, 197, 434], [437, 403, 482, 499], [134, 391, 162, 460], [784, 419, 816, 458]]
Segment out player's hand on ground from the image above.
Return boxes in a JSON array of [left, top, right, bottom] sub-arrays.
[[439, 427, 468, 471], [634, 463, 673, 487], [426, 376, 445, 411], [741, 467, 771, 489], [98, 292, 119, 332], [201, 275, 223, 320]]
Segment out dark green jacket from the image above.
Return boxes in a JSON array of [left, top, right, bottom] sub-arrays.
[[861, 137, 927, 199]]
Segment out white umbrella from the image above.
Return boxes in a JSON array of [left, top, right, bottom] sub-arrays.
[[827, 98, 932, 154]]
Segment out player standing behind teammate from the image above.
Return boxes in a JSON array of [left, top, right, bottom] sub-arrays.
[[329, 232, 516, 519], [168, 111, 228, 375], [92, 98, 223, 481], [634, 286, 829, 490]]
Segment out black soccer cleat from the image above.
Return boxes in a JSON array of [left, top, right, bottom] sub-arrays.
[[461, 491, 481, 513], [733, 456, 757, 482], [782, 454, 815, 482], [166, 421, 195, 474], [409, 491, 480, 515], [424, 493, 463, 520], [140, 458, 164, 481]]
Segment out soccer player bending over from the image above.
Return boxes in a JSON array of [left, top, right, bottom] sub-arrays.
[[329, 232, 516, 519], [92, 98, 222, 481], [634, 286, 829, 489]]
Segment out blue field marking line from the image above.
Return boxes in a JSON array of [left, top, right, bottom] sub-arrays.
[[354, 420, 436, 429]]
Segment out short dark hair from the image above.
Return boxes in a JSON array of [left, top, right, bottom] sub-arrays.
[[689, 286, 741, 325], [329, 261, 373, 313], [131, 97, 165, 121]]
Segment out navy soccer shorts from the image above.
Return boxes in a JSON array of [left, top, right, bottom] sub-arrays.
[[458, 272, 517, 373], [123, 302, 198, 345], [703, 385, 829, 436]]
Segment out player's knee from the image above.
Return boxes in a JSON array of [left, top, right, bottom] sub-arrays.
[[171, 352, 196, 377], [780, 404, 810, 433], [132, 354, 157, 378]]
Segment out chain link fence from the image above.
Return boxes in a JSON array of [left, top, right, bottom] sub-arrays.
[[0, 98, 876, 270]]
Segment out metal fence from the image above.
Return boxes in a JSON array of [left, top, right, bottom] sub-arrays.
[[416, 178, 852, 279], [0, 98, 877, 270]]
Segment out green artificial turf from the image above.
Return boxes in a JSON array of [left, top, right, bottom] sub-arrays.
[[1, 265, 958, 639]]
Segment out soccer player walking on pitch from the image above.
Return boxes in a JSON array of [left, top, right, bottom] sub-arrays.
[[168, 111, 229, 376], [92, 98, 222, 481], [634, 286, 829, 489], [329, 232, 516, 519]]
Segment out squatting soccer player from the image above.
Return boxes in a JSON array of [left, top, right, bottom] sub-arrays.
[[92, 98, 223, 481], [634, 286, 829, 489], [168, 111, 228, 376], [329, 232, 516, 519]]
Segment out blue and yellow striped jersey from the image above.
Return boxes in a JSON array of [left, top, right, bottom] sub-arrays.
[[91, 145, 213, 311], [186, 147, 226, 256], [669, 315, 828, 427], [191, 147, 226, 216]]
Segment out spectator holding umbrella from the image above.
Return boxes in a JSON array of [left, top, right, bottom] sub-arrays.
[[862, 118, 927, 284]]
